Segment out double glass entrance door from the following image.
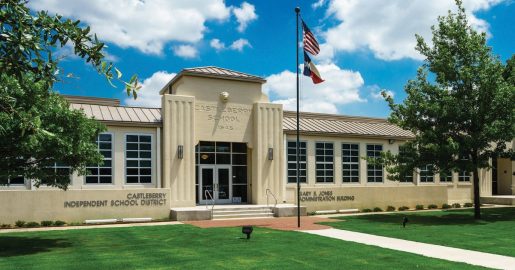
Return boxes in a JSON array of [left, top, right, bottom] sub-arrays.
[[199, 165, 232, 204]]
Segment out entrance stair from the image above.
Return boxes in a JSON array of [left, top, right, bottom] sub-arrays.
[[211, 206, 274, 220]]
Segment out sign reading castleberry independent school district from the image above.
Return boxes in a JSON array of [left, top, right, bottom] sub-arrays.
[[63, 192, 167, 208]]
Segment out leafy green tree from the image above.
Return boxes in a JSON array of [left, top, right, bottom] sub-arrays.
[[0, 0, 140, 188], [381, 0, 515, 219]]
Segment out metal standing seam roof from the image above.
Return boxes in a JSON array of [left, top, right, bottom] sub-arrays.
[[70, 103, 162, 124], [182, 66, 266, 82], [69, 103, 413, 139], [283, 111, 414, 139]]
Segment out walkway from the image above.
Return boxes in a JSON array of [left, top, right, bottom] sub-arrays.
[[302, 228, 515, 270], [185, 216, 339, 231]]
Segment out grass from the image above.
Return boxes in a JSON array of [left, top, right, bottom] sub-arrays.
[[323, 207, 515, 257], [0, 225, 486, 269]]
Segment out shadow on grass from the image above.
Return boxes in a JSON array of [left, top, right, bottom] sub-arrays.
[[0, 236, 71, 257], [331, 207, 515, 227]]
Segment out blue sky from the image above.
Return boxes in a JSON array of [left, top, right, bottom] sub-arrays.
[[28, 0, 514, 117]]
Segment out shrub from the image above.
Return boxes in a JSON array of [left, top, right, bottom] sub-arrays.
[[398, 206, 409, 211], [15, 220, 26, 228], [415, 205, 424, 210], [41, 221, 53, 227], [463, 202, 473, 207], [428, 204, 438, 209], [1, 224, 12, 229], [54, 220, 66, 226], [442, 203, 452, 209], [25, 221, 40, 228], [452, 203, 461, 208], [386, 205, 396, 211], [69, 222, 82, 226], [373, 207, 383, 212], [362, 208, 372, 213]]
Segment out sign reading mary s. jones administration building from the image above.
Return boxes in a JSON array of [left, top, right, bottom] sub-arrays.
[[64, 192, 168, 208], [300, 190, 355, 202]]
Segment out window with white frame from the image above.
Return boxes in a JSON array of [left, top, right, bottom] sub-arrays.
[[458, 155, 471, 182], [458, 171, 471, 182], [43, 162, 71, 183], [315, 142, 334, 183], [126, 134, 152, 184], [367, 144, 383, 182], [85, 133, 113, 184], [342, 143, 359, 183], [420, 164, 434, 182], [7, 176, 24, 185], [440, 170, 453, 183], [287, 141, 307, 183], [398, 145, 413, 182]]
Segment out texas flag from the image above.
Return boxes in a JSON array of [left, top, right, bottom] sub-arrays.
[[303, 51, 324, 84]]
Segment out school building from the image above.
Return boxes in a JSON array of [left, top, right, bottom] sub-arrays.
[[1, 66, 513, 223]]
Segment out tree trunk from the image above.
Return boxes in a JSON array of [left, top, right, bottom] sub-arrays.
[[472, 166, 481, 219]]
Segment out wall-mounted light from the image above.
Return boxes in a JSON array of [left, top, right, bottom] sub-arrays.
[[388, 139, 395, 145], [268, 148, 274, 160], [177, 145, 184, 159]]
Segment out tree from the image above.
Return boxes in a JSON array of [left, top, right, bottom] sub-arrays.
[[0, 0, 140, 189], [381, 0, 515, 219]]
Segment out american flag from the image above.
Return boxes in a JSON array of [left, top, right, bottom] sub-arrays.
[[302, 20, 320, 56]]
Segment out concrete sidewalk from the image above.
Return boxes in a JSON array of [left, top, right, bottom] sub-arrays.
[[302, 228, 515, 270]]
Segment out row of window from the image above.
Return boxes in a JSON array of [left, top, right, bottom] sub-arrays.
[[86, 133, 153, 184], [287, 141, 471, 184], [9, 133, 153, 185]]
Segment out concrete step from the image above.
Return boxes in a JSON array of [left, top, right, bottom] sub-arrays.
[[212, 212, 275, 220], [212, 209, 273, 215], [212, 207, 273, 212]]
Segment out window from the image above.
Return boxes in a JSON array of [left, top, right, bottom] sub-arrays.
[[458, 171, 471, 182], [126, 134, 152, 184], [420, 164, 434, 182], [315, 142, 334, 183], [7, 176, 24, 185], [43, 162, 71, 183], [440, 170, 453, 183], [287, 141, 307, 183], [398, 145, 413, 182], [342, 143, 359, 183], [458, 155, 471, 182], [367, 144, 383, 182], [85, 133, 113, 184]]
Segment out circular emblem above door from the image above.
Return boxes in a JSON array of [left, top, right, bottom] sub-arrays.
[[219, 91, 229, 103]]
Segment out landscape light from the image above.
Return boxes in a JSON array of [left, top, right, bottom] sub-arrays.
[[242, 226, 253, 239]]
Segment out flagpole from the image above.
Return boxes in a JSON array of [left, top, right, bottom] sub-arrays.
[[295, 6, 301, 228]]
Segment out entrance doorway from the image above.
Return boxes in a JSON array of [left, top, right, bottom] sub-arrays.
[[199, 165, 232, 204], [195, 141, 248, 204]]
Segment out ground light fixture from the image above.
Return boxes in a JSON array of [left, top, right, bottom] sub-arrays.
[[242, 226, 253, 239], [402, 216, 409, 228]]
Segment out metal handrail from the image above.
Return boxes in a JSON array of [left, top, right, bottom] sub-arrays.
[[204, 189, 215, 212], [266, 188, 278, 208]]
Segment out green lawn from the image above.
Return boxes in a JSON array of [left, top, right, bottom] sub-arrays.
[[323, 207, 515, 257], [0, 224, 486, 269]]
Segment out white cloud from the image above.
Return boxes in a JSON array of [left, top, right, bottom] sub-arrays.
[[28, 0, 231, 55], [173, 45, 198, 59], [124, 71, 176, 108], [324, 0, 504, 61], [369, 85, 394, 100], [210, 39, 225, 51], [229, 38, 251, 51], [312, 0, 326, 9], [232, 2, 258, 32], [264, 63, 365, 114]]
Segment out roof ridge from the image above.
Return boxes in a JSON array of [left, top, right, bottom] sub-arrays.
[[70, 102, 161, 110]]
